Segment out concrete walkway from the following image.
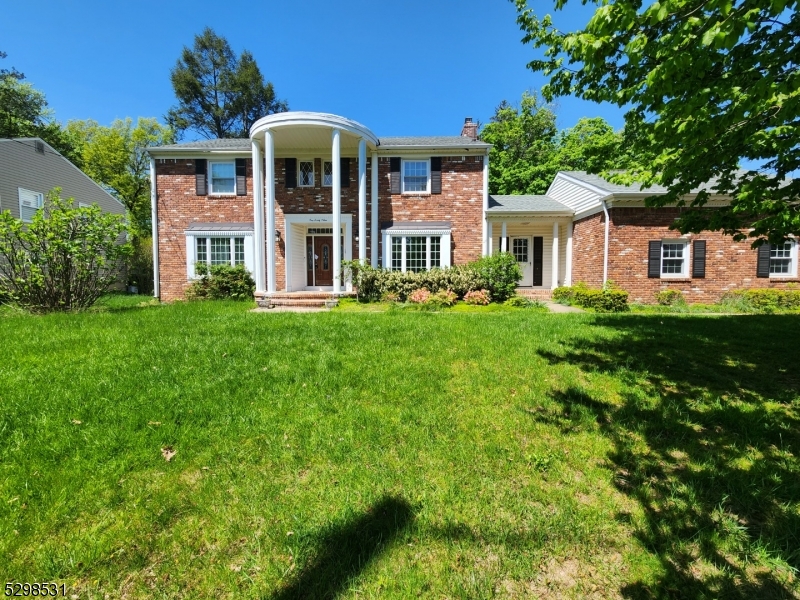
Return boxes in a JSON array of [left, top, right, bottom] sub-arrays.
[[545, 301, 584, 313]]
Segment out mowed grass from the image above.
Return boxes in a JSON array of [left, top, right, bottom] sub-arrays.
[[1, 299, 799, 599]]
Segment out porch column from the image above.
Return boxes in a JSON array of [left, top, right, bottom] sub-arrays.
[[358, 138, 367, 263], [265, 130, 276, 294], [501, 221, 508, 252], [565, 221, 573, 286], [331, 128, 341, 294], [370, 152, 378, 268], [251, 140, 266, 293], [487, 221, 493, 255], [551, 221, 560, 290]]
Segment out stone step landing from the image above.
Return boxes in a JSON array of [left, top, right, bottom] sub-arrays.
[[255, 291, 355, 310], [515, 288, 553, 300]]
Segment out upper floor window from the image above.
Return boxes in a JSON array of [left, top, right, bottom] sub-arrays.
[[299, 160, 314, 186], [209, 162, 235, 194], [322, 160, 333, 186], [18, 188, 43, 222], [402, 160, 430, 194]]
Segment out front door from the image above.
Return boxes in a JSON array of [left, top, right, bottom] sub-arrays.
[[512, 237, 533, 287], [307, 235, 333, 286]]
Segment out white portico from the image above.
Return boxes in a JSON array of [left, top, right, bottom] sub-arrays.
[[249, 112, 379, 295]]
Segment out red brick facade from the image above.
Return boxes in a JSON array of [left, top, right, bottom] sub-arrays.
[[154, 155, 485, 301], [571, 207, 799, 303]]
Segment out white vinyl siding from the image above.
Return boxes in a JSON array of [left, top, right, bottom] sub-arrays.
[[491, 223, 556, 288], [18, 188, 43, 222], [546, 176, 604, 216], [289, 223, 307, 291]]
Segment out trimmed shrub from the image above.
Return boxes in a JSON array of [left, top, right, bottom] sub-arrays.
[[471, 252, 522, 302], [186, 264, 255, 300], [720, 289, 800, 313], [426, 289, 457, 308], [464, 289, 491, 305], [552, 283, 629, 312], [655, 289, 685, 306]]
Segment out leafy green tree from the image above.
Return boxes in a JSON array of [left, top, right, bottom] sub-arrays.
[[0, 189, 131, 312], [0, 61, 83, 167], [553, 117, 628, 173], [480, 91, 559, 194], [514, 0, 800, 243], [67, 117, 174, 234], [0, 50, 23, 80], [166, 28, 288, 139]]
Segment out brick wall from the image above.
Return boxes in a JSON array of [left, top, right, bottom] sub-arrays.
[[154, 154, 485, 300], [571, 212, 605, 288], [594, 207, 799, 303]]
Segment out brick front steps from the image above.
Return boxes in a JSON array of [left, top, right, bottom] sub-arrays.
[[515, 288, 553, 300], [254, 291, 356, 310]]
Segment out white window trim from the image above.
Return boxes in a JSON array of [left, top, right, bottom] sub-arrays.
[[322, 160, 333, 187], [769, 239, 798, 278], [208, 161, 237, 196], [660, 239, 690, 279], [185, 231, 254, 279], [401, 158, 431, 195], [18, 188, 44, 223], [298, 159, 315, 187], [381, 228, 451, 271]]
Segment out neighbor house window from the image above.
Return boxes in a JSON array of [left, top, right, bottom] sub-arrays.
[[402, 160, 430, 193], [209, 162, 236, 194], [388, 235, 443, 272], [770, 241, 796, 276], [18, 188, 43, 222], [661, 240, 689, 277], [299, 160, 314, 186], [322, 160, 333, 186]]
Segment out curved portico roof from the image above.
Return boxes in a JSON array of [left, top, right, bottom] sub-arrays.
[[249, 112, 379, 152]]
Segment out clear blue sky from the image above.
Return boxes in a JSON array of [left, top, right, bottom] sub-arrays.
[[1, 0, 622, 140]]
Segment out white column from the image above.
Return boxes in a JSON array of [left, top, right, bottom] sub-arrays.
[[565, 220, 573, 286], [501, 221, 508, 252], [482, 152, 489, 255], [149, 158, 160, 299], [370, 152, 378, 268], [251, 140, 266, 294], [265, 130, 276, 294], [358, 138, 367, 263], [552, 221, 560, 290], [331, 128, 341, 294], [487, 221, 493, 255]]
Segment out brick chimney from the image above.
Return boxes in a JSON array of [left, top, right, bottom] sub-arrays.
[[460, 117, 478, 141]]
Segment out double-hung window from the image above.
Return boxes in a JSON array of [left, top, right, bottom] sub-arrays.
[[209, 162, 236, 194], [402, 160, 430, 194], [770, 241, 797, 276], [18, 188, 43, 222], [661, 240, 689, 277]]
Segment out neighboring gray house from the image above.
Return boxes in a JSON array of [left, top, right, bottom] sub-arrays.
[[0, 138, 125, 221]]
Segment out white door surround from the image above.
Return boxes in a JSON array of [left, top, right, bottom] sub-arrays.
[[511, 236, 533, 287], [284, 214, 353, 292]]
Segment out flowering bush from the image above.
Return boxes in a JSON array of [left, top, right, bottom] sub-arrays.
[[464, 289, 491, 305], [426, 289, 457, 308], [408, 288, 431, 304]]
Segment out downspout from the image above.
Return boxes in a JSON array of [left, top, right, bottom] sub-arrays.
[[601, 197, 610, 286], [149, 157, 160, 299]]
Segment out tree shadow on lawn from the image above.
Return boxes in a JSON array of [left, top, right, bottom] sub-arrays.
[[269, 495, 414, 600], [535, 315, 800, 599]]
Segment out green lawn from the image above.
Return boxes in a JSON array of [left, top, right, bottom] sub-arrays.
[[1, 299, 798, 599]]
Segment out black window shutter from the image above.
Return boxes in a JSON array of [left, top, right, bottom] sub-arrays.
[[341, 157, 350, 188], [533, 237, 544, 286], [235, 158, 247, 196], [195, 159, 207, 196], [757, 244, 771, 277], [390, 158, 401, 194], [692, 240, 706, 278], [285, 158, 297, 189], [648, 241, 662, 278], [431, 157, 442, 194]]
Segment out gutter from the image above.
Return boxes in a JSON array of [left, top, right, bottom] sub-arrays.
[[601, 197, 610, 286], [149, 157, 160, 299]]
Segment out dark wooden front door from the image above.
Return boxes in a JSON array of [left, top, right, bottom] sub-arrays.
[[306, 235, 333, 286]]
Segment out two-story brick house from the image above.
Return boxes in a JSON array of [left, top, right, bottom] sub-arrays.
[[148, 111, 798, 305]]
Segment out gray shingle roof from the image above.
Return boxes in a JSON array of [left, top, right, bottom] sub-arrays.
[[154, 139, 251, 152], [378, 136, 490, 149], [488, 195, 574, 214]]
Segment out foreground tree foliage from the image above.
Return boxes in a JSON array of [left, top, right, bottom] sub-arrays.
[[515, 0, 800, 243], [166, 28, 288, 139], [0, 189, 131, 312], [480, 91, 627, 194]]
